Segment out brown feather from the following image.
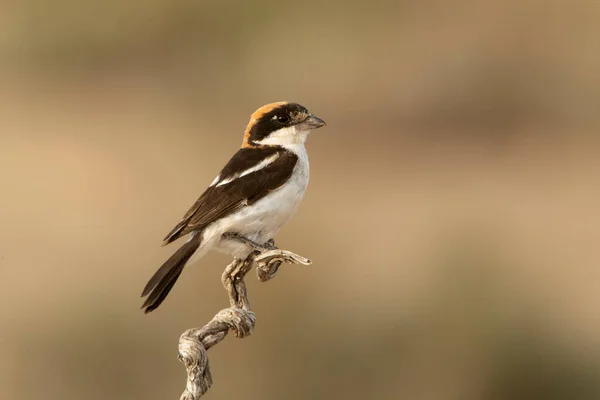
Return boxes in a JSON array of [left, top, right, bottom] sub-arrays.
[[162, 146, 297, 246], [141, 234, 201, 313], [242, 101, 288, 147]]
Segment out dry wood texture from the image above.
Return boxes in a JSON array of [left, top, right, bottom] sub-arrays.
[[177, 237, 311, 399]]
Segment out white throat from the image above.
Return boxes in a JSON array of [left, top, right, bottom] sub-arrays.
[[254, 126, 310, 146]]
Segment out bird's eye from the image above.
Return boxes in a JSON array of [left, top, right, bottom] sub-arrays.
[[273, 114, 290, 124]]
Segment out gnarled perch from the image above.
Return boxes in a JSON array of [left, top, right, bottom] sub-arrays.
[[177, 237, 312, 399]]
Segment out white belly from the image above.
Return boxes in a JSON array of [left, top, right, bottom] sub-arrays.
[[200, 145, 309, 259]]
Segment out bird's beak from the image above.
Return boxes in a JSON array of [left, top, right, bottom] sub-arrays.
[[298, 114, 326, 131]]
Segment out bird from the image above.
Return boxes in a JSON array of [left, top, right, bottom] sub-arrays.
[[141, 101, 326, 313]]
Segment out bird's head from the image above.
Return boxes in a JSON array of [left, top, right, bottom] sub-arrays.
[[243, 102, 326, 148]]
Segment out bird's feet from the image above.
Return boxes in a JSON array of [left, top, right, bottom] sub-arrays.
[[221, 232, 311, 282], [221, 232, 277, 251]]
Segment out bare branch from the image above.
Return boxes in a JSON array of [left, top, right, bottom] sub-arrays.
[[255, 248, 312, 282], [176, 238, 310, 399]]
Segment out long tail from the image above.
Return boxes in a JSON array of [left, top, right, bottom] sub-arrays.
[[141, 234, 201, 313]]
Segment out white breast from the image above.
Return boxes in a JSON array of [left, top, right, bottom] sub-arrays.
[[203, 144, 310, 258]]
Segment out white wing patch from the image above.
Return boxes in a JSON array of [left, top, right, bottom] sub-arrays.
[[214, 152, 281, 188], [209, 175, 221, 187]]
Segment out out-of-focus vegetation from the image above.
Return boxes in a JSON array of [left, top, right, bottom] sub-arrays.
[[1, 1, 599, 399]]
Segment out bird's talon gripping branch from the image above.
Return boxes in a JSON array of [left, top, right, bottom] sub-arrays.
[[221, 231, 278, 251]]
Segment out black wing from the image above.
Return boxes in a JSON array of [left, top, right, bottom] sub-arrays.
[[162, 146, 298, 245]]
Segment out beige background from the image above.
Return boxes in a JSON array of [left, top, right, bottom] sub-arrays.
[[1, 1, 600, 399]]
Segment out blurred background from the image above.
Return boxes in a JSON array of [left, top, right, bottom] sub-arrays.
[[1, 0, 600, 399]]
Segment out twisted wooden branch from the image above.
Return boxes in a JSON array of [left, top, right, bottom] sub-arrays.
[[177, 238, 312, 400]]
